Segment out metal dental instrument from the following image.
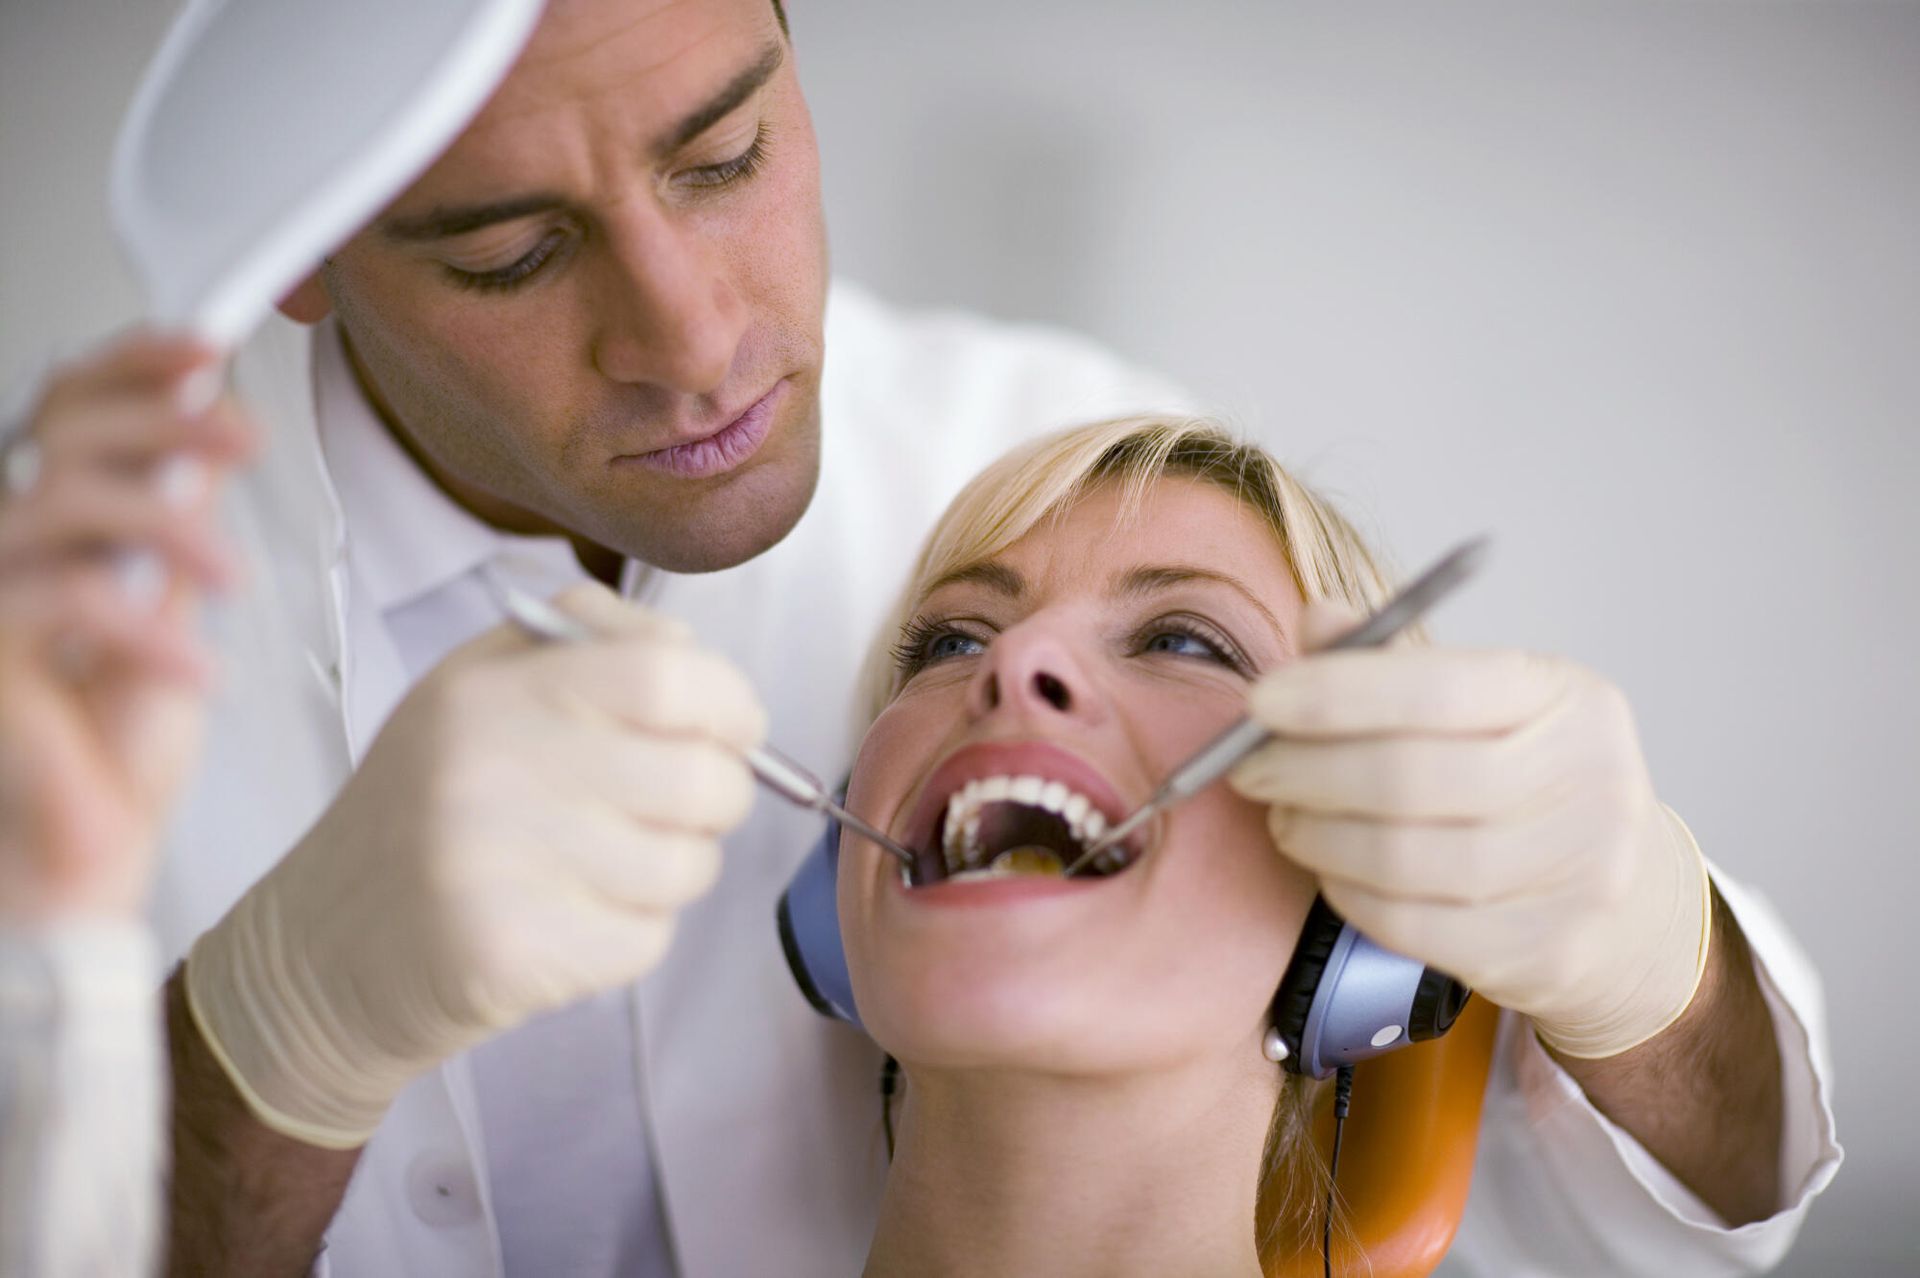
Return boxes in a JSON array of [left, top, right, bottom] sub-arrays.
[[489, 581, 920, 870], [1060, 536, 1491, 879]]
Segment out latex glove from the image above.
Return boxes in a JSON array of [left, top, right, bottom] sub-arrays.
[[0, 334, 252, 923], [186, 583, 765, 1148], [1229, 602, 1711, 1059]]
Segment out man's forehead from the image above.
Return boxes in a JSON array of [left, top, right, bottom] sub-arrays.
[[457, 0, 775, 150], [384, 0, 781, 213]]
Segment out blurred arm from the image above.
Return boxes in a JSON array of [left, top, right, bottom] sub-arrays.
[[0, 923, 164, 1278]]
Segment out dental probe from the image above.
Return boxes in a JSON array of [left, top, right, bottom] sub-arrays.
[[489, 582, 920, 870], [1060, 536, 1490, 878]]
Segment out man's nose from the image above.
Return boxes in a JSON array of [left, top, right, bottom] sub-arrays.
[[590, 204, 748, 395], [964, 624, 1104, 726]]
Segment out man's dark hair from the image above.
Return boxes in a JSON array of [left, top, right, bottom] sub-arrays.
[[772, 0, 788, 37]]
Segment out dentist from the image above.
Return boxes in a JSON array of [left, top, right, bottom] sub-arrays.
[[6, 0, 1836, 1274]]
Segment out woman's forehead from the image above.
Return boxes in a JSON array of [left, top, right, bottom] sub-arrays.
[[923, 477, 1300, 610]]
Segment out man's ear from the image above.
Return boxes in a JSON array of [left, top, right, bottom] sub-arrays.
[[277, 269, 333, 325]]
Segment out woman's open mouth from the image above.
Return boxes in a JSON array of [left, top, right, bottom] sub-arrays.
[[899, 744, 1150, 888]]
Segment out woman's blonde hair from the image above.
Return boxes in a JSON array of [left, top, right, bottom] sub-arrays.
[[856, 414, 1412, 1267]]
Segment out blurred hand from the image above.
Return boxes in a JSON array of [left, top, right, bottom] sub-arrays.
[[186, 583, 768, 1148], [1230, 601, 1712, 1059], [0, 334, 253, 922]]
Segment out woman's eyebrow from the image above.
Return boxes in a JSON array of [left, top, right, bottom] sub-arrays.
[[922, 560, 1024, 599], [1112, 564, 1287, 638]]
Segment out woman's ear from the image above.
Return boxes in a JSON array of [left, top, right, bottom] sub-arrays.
[[276, 269, 333, 325]]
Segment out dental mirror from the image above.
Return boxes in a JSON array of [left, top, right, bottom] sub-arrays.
[[110, 0, 545, 347]]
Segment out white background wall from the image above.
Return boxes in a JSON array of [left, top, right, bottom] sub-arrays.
[[4, 1, 1915, 1272]]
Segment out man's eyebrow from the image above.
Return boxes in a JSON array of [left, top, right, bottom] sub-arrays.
[[659, 40, 786, 156], [922, 561, 1026, 600], [1113, 565, 1289, 641], [382, 193, 570, 242], [379, 41, 787, 244]]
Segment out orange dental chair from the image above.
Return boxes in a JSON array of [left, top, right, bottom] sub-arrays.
[[1271, 996, 1502, 1278]]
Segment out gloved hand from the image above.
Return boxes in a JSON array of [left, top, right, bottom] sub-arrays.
[[0, 334, 252, 923], [186, 583, 766, 1148], [1230, 601, 1712, 1059]]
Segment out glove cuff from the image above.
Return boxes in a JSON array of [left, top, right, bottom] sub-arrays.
[[185, 889, 410, 1150], [1534, 805, 1714, 1060]]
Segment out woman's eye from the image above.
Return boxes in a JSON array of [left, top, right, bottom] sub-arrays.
[[891, 618, 989, 679], [444, 230, 568, 293], [927, 632, 984, 661], [1142, 630, 1221, 659], [1131, 618, 1252, 675]]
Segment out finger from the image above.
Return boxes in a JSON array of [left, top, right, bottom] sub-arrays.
[[0, 472, 237, 587], [573, 731, 756, 834], [0, 566, 212, 686], [522, 636, 768, 751], [1316, 874, 1585, 998], [563, 907, 680, 989], [36, 396, 256, 474], [568, 820, 724, 911], [31, 334, 220, 418], [1272, 808, 1578, 904], [1231, 730, 1551, 822], [1245, 645, 1575, 740], [550, 581, 696, 644]]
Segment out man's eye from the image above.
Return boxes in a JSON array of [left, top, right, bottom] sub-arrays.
[[443, 230, 568, 293], [680, 125, 771, 190]]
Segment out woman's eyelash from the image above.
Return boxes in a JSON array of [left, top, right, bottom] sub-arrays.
[[891, 616, 988, 679], [1130, 615, 1255, 676], [442, 127, 771, 295]]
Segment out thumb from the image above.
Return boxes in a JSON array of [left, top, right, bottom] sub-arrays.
[[1298, 598, 1366, 654]]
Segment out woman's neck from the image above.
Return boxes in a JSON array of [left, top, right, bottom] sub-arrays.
[[863, 1056, 1277, 1278]]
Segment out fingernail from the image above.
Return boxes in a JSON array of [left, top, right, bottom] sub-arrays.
[[174, 363, 224, 417], [155, 456, 208, 508], [116, 551, 168, 611]]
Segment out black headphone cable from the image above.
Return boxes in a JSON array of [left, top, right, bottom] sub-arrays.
[[1323, 1064, 1355, 1278], [880, 1055, 901, 1160]]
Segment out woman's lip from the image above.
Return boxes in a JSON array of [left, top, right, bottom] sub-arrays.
[[889, 872, 1090, 908], [616, 382, 782, 479], [898, 739, 1136, 863]]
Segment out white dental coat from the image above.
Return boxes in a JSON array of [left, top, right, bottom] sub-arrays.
[[143, 281, 1838, 1277]]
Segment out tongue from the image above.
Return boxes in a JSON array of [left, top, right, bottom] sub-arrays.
[[984, 846, 1065, 877], [948, 845, 1068, 883]]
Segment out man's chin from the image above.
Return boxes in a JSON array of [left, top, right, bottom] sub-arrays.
[[599, 436, 822, 574]]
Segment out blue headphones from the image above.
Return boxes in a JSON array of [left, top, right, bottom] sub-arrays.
[[777, 819, 1471, 1079]]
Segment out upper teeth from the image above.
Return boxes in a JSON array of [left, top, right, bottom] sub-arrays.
[[939, 774, 1108, 873]]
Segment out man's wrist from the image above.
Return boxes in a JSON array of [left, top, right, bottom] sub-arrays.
[[165, 964, 364, 1277], [1543, 889, 1786, 1225]]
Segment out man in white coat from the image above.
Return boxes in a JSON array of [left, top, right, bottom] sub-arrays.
[[8, 0, 1836, 1274]]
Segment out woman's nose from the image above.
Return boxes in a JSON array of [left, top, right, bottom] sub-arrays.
[[964, 625, 1102, 725]]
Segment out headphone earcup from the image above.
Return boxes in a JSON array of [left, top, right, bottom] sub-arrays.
[[776, 818, 863, 1029], [1270, 895, 1472, 1079], [1270, 896, 1349, 1076]]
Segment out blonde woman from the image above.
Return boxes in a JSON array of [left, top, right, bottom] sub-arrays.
[[820, 416, 1817, 1276]]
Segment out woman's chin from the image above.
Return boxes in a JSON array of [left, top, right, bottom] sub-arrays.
[[867, 973, 1161, 1076]]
